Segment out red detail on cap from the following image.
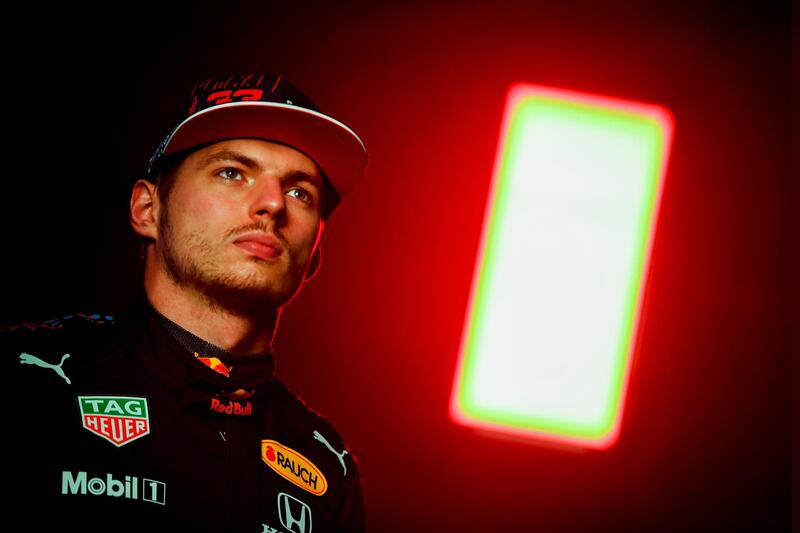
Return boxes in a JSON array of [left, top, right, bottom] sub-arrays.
[[206, 88, 264, 106], [239, 73, 258, 86], [266, 445, 276, 462], [232, 88, 263, 101], [208, 90, 234, 105]]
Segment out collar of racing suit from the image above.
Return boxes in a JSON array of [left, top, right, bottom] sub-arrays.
[[118, 288, 277, 417]]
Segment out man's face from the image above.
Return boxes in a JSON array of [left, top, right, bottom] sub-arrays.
[[153, 138, 326, 313]]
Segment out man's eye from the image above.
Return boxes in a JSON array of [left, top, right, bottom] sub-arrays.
[[218, 168, 244, 181], [287, 188, 312, 203]]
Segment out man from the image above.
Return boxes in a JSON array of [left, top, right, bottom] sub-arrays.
[[2, 72, 368, 533]]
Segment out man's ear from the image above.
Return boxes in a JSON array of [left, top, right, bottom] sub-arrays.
[[130, 179, 159, 241]]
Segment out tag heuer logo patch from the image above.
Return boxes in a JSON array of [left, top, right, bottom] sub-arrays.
[[78, 396, 150, 447]]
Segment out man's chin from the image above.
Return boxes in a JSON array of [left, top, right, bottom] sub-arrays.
[[197, 280, 296, 314], [168, 257, 305, 313]]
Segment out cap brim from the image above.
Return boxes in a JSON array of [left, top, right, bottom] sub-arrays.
[[161, 101, 368, 198]]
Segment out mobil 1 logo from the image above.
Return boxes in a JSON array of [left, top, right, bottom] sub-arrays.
[[62, 471, 166, 505]]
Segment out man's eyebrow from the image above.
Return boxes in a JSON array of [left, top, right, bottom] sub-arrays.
[[198, 150, 263, 172], [284, 170, 323, 190], [198, 149, 322, 188]]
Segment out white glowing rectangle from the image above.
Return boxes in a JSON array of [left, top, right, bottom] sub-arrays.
[[450, 84, 674, 449]]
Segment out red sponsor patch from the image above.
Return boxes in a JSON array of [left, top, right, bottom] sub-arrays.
[[209, 397, 252, 416]]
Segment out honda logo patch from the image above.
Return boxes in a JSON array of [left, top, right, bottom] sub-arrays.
[[277, 492, 312, 533]]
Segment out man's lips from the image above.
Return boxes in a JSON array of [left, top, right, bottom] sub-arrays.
[[233, 232, 283, 261]]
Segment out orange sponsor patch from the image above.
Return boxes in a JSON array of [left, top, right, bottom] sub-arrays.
[[260, 440, 328, 496]]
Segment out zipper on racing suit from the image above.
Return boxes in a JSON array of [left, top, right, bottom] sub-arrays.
[[219, 411, 233, 527]]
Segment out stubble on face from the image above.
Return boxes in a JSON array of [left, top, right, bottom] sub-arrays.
[[156, 196, 312, 316]]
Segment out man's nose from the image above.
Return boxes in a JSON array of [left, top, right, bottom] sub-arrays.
[[248, 175, 286, 220]]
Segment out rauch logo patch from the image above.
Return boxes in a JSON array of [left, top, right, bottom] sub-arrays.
[[261, 440, 327, 496], [78, 396, 150, 447]]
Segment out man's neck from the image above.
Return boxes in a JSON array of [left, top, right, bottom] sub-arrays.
[[143, 273, 280, 356]]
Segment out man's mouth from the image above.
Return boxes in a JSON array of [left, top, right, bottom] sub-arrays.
[[233, 232, 284, 261]]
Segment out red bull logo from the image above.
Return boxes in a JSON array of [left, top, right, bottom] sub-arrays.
[[209, 397, 252, 416], [194, 352, 233, 377], [261, 440, 328, 496]]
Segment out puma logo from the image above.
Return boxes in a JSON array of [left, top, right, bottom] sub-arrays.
[[19, 352, 71, 384], [313, 430, 349, 476]]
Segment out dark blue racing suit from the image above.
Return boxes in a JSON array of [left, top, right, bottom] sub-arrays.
[[2, 288, 365, 533]]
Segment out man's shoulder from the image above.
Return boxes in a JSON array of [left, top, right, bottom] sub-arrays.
[[0, 306, 119, 374], [267, 377, 362, 478], [1, 308, 117, 336], [269, 377, 351, 443]]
